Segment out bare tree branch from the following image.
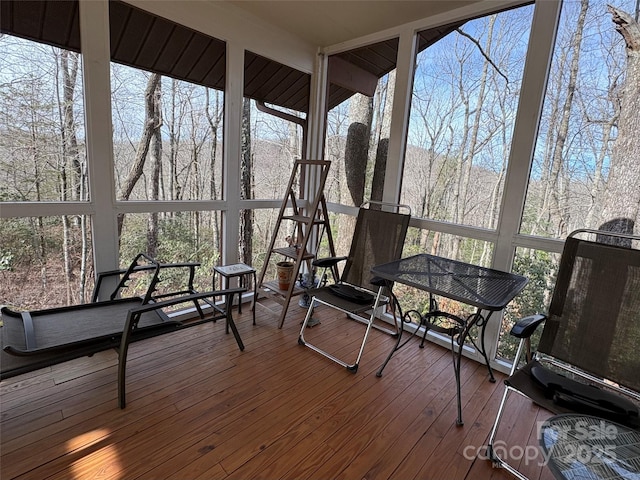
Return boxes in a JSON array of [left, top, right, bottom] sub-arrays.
[[456, 28, 510, 85]]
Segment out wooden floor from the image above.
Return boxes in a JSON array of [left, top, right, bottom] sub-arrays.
[[1, 300, 555, 480]]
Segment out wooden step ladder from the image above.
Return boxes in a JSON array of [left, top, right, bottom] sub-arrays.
[[256, 159, 335, 328]]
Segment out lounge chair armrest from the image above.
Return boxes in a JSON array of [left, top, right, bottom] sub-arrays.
[[312, 256, 348, 268], [510, 314, 547, 339], [127, 288, 245, 316], [158, 261, 201, 269], [97, 262, 200, 279]]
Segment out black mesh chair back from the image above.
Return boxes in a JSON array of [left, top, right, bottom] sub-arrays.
[[342, 208, 411, 289], [538, 236, 640, 393]]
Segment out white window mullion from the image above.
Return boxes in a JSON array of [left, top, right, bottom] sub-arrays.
[[79, 0, 119, 296], [487, 0, 563, 364]]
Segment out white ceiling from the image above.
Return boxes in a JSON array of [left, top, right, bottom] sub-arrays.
[[228, 1, 476, 47]]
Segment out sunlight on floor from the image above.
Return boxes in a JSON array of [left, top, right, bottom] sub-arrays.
[[66, 429, 111, 451], [67, 429, 121, 479]]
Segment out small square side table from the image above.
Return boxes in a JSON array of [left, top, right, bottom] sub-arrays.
[[213, 263, 257, 325]]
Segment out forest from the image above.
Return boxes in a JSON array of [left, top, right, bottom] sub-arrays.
[[1, 0, 638, 362]]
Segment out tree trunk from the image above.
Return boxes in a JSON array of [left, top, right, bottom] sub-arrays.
[[452, 16, 495, 259], [58, 50, 81, 303], [118, 73, 161, 238], [338, 93, 372, 255], [585, 112, 617, 227], [147, 78, 162, 258], [542, 0, 589, 238], [602, 6, 640, 225], [205, 88, 222, 257], [344, 93, 372, 207], [169, 79, 179, 201], [60, 51, 81, 203]]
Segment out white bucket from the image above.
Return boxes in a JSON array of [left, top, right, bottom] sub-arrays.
[[276, 261, 294, 290]]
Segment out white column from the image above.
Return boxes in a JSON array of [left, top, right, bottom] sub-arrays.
[[79, 0, 119, 296], [306, 51, 329, 161], [222, 41, 244, 265], [383, 28, 417, 205]]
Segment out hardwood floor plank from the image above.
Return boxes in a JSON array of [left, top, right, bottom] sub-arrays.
[[317, 349, 456, 480], [0, 304, 554, 480], [118, 324, 361, 478], [518, 407, 554, 480], [303, 350, 468, 479], [384, 362, 487, 480], [413, 364, 502, 479], [223, 334, 433, 480]]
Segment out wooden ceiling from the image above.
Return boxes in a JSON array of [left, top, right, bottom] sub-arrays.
[[1, 0, 463, 113]]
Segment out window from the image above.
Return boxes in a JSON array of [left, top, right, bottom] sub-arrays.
[[0, 216, 94, 309], [240, 51, 310, 268], [108, 2, 228, 278], [324, 73, 396, 208], [323, 40, 399, 260], [324, 40, 399, 209], [111, 64, 223, 202], [402, 5, 534, 251], [243, 51, 308, 201], [521, 0, 639, 239], [498, 0, 640, 362], [0, 36, 86, 203], [0, 34, 92, 310]]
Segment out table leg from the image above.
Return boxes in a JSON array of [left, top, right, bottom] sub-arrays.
[[376, 294, 498, 427], [222, 275, 229, 316], [224, 291, 244, 351], [376, 319, 406, 377], [469, 310, 496, 383], [376, 288, 412, 376], [237, 275, 243, 314], [451, 336, 464, 426], [251, 271, 257, 325]]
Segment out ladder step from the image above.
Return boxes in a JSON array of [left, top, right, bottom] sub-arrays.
[[282, 214, 326, 225], [272, 247, 315, 260], [259, 282, 305, 302]]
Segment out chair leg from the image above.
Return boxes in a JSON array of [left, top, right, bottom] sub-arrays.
[[298, 296, 375, 373], [486, 384, 531, 480]]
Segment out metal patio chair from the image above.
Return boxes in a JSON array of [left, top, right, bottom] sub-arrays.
[[298, 201, 410, 373], [487, 226, 640, 479]]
